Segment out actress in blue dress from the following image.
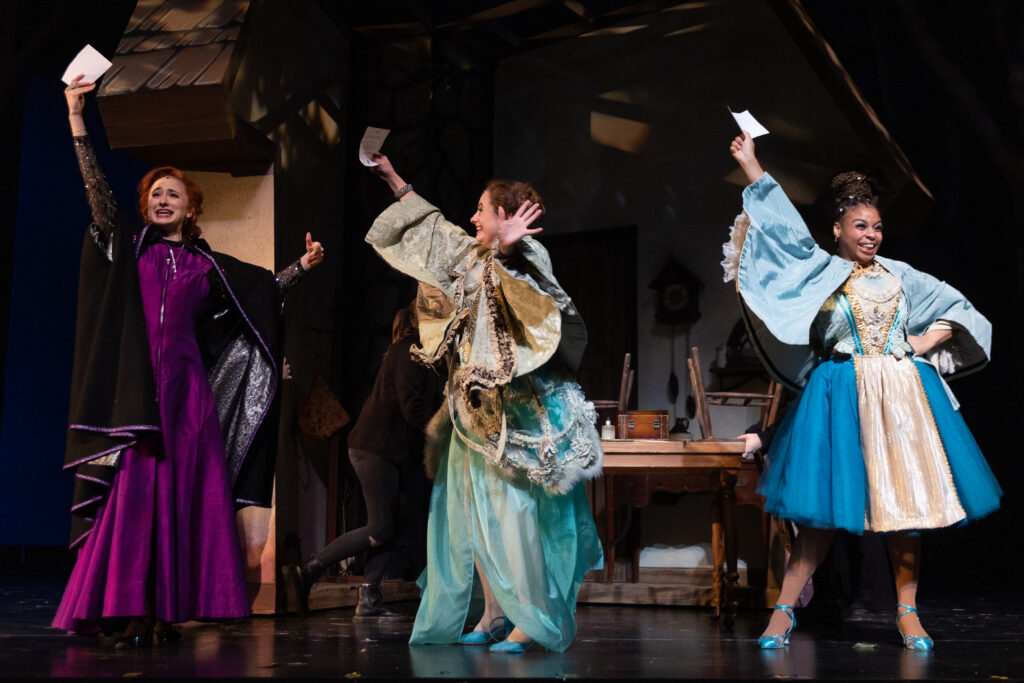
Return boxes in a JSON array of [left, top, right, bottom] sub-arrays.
[[724, 132, 1001, 650]]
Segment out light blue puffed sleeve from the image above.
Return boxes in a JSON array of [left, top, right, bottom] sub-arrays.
[[725, 173, 852, 389], [875, 256, 991, 379], [735, 173, 853, 345]]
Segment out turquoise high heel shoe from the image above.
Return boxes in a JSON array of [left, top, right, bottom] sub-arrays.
[[457, 616, 513, 645], [758, 604, 795, 649], [896, 604, 934, 651], [489, 637, 533, 654]]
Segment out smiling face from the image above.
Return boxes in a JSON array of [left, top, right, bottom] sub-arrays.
[[470, 190, 500, 247], [147, 176, 193, 238], [833, 204, 883, 266]]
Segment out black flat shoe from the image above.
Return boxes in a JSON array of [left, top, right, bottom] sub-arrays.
[[154, 621, 183, 644], [114, 632, 151, 649], [114, 628, 153, 649]]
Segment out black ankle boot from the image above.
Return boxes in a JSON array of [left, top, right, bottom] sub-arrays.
[[354, 584, 401, 618], [282, 556, 325, 616]]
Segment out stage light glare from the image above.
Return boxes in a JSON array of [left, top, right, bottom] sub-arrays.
[[590, 112, 651, 154], [580, 25, 647, 37]]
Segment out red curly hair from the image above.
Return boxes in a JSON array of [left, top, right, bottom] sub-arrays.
[[137, 166, 204, 240]]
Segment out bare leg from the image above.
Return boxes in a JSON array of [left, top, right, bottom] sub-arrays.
[[762, 525, 834, 637], [887, 532, 929, 639], [504, 628, 531, 643], [472, 558, 506, 631], [473, 559, 532, 643]]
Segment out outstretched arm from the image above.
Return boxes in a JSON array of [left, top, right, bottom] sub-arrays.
[[66, 74, 117, 259], [66, 74, 93, 137], [370, 153, 416, 201], [729, 131, 765, 185], [276, 232, 324, 293]]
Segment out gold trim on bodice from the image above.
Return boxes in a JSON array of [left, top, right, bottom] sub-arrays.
[[842, 262, 901, 356]]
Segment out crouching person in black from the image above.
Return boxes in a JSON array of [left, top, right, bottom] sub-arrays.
[[284, 299, 442, 617]]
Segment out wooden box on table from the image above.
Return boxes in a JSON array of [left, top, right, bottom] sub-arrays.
[[616, 410, 670, 439]]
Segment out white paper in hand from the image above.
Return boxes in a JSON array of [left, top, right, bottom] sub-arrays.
[[62, 45, 113, 86], [728, 108, 769, 138], [359, 127, 391, 166]]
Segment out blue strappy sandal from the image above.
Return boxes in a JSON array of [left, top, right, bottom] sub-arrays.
[[896, 603, 934, 651], [758, 604, 796, 649]]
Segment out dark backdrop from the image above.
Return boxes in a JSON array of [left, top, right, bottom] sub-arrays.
[[1, 1, 1021, 591], [800, 0, 1024, 593], [0, 0, 140, 554]]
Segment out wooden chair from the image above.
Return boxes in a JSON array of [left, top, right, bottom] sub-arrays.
[[686, 346, 781, 440], [592, 352, 634, 415], [687, 346, 790, 595]]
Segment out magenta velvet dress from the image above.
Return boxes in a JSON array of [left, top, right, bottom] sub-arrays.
[[53, 240, 250, 631]]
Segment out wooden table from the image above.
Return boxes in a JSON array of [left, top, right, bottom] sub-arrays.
[[600, 438, 746, 619]]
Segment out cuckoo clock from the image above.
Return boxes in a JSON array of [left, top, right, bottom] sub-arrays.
[[648, 256, 704, 326]]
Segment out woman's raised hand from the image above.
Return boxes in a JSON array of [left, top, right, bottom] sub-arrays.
[[496, 200, 543, 254], [369, 153, 413, 199], [370, 153, 395, 180], [300, 232, 324, 270], [65, 75, 96, 136], [729, 131, 755, 164], [729, 131, 764, 185]]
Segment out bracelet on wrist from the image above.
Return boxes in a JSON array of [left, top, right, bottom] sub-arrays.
[[393, 183, 413, 200]]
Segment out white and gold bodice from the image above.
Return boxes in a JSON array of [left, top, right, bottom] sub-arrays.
[[814, 262, 915, 359]]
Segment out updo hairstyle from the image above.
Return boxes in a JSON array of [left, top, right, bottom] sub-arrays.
[[830, 171, 877, 221], [484, 179, 545, 217]]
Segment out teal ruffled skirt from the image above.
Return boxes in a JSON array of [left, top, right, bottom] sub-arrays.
[[409, 374, 602, 652], [758, 358, 1001, 533]]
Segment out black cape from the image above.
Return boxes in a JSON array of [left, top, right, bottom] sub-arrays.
[[65, 219, 282, 548]]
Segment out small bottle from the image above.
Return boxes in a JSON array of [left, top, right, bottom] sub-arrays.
[[601, 419, 616, 441]]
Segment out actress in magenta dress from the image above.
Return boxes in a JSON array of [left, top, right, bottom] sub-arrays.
[[53, 76, 323, 644]]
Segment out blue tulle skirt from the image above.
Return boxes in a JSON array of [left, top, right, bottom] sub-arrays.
[[758, 358, 1001, 533]]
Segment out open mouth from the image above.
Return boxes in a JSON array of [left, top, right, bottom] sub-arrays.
[[154, 209, 174, 219]]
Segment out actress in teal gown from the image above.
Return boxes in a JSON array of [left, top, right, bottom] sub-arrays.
[[365, 154, 603, 653]]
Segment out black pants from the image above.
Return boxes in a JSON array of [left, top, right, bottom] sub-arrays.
[[315, 449, 400, 586]]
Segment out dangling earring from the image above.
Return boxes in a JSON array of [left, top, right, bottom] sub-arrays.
[[834, 233, 839, 243]]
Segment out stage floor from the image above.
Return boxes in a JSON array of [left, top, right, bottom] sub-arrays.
[[3, 578, 1022, 680]]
